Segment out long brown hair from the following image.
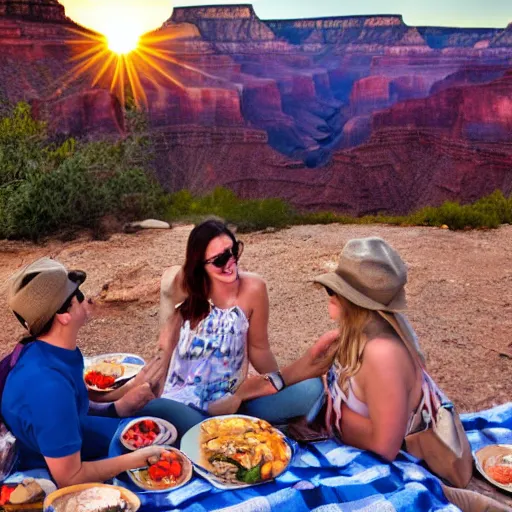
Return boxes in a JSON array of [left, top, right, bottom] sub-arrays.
[[334, 295, 372, 393], [178, 219, 237, 325]]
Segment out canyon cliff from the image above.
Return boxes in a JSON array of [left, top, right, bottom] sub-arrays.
[[0, 1, 511, 215]]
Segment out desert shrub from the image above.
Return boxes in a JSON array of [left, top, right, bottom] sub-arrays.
[[162, 187, 512, 232], [162, 187, 292, 232], [0, 102, 163, 240]]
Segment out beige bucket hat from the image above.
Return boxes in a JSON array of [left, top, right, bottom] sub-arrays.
[[314, 237, 407, 312], [314, 237, 425, 360], [7, 257, 86, 336]]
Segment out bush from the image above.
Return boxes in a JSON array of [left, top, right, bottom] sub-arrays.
[[162, 187, 292, 232], [160, 187, 512, 233], [0, 102, 163, 240]]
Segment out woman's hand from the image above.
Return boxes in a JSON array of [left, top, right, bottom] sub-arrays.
[[114, 383, 155, 418], [130, 352, 169, 397], [235, 375, 276, 402], [305, 329, 339, 376]]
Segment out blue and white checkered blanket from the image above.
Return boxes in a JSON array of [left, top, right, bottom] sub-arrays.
[[8, 402, 511, 511]]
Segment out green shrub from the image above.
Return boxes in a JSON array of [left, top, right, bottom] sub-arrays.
[[162, 187, 292, 232], [0, 102, 163, 240]]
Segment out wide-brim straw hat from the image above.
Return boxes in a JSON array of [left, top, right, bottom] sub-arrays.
[[314, 237, 407, 312]]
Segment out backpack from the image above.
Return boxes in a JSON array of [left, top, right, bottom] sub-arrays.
[[0, 342, 26, 481], [379, 312, 473, 488]]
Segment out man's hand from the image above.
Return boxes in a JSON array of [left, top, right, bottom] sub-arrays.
[[114, 383, 155, 418], [130, 445, 167, 469]]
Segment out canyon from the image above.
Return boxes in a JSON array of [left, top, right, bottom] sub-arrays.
[[0, 1, 511, 214]]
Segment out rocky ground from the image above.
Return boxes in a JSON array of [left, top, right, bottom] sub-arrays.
[[0, 223, 511, 505]]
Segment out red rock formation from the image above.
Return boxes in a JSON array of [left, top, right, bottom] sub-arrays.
[[1, 2, 512, 214], [0, 0, 66, 23], [167, 5, 275, 42], [350, 75, 391, 114], [31, 89, 125, 135], [374, 72, 512, 141]]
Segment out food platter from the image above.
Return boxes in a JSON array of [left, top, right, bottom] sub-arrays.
[[180, 414, 292, 490], [473, 444, 512, 493], [83, 353, 145, 392], [43, 483, 140, 511], [126, 446, 193, 493], [120, 417, 178, 451]]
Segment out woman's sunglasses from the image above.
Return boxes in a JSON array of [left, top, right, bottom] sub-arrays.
[[204, 241, 244, 268], [325, 287, 335, 297]]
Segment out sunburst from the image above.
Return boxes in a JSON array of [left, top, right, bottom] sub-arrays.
[[57, 23, 221, 109]]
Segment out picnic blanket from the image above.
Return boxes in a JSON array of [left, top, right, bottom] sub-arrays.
[[6, 402, 511, 511]]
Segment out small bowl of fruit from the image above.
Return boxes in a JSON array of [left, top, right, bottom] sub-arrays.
[[120, 417, 178, 451], [127, 446, 193, 492]]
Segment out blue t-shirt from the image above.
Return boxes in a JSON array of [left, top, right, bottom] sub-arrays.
[[1, 340, 105, 468]]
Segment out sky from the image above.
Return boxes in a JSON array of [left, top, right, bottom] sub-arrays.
[[60, 0, 511, 39]]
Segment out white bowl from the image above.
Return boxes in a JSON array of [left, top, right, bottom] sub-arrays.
[[126, 445, 193, 493], [120, 417, 178, 451]]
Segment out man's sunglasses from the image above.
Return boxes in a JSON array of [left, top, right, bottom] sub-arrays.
[[204, 241, 244, 268], [57, 287, 85, 314]]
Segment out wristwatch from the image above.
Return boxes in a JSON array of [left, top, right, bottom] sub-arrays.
[[264, 371, 286, 392]]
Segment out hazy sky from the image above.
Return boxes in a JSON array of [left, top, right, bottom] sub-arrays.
[[60, 0, 511, 37], [176, 0, 511, 27]]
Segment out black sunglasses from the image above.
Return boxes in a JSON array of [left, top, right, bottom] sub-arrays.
[[325, 287, 335, 297], [57, 288, 85, 314], [204, 241, 244, 268]]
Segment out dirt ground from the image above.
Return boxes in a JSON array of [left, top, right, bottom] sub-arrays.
[[0, 223, 511, 505]]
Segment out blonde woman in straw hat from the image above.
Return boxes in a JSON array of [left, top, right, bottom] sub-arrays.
[[232, 237, 506, 512]]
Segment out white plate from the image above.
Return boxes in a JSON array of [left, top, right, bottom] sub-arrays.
[[120, 417, 178, 451], [84, 353, 145, 392], [180, 414, 291, 490], [473, 444, 512, 494], [126, 446, 193, 493]]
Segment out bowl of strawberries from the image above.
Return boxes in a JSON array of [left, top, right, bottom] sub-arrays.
[[120, 417, 178, 451], [127, 447, 193, 492]]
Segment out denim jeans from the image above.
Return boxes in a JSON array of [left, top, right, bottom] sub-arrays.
[[137, 377, 324, 439]]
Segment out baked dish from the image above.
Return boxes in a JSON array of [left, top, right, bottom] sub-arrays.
[[199, 416, 291, 485]]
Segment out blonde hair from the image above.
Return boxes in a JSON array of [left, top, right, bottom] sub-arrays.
[[334, 295, 372, 393]]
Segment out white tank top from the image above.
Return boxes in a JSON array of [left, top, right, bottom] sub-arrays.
[[161, 304, 249, 411]]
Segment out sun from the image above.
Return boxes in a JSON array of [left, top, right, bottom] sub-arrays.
[[106, 30, 140, 55]]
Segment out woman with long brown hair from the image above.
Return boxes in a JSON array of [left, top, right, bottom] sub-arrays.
[[154, 218, 324, 430]]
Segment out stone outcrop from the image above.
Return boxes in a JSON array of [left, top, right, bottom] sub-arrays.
[[374, 72, 512, 142], [0, 0, 66, 23], [167, 5, 275, 42], [31, 89, 125, 136]]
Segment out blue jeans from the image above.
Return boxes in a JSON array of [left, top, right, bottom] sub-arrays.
[[138, 378, 324, 439]]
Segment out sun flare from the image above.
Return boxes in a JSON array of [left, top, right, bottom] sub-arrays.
[[106, 30, 140, 55]]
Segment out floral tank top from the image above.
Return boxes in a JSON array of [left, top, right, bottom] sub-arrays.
[[162, 304, 249, 411]]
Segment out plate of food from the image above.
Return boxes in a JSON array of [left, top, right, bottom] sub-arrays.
[[127, 446, 193, 493], [120, 417, 178, 451], [43, 483, 140, 511], [0, 477, 56, 511], [474, 444, 512, 493], [180, 414, 293, 490], [83, 353, 145, 392]]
